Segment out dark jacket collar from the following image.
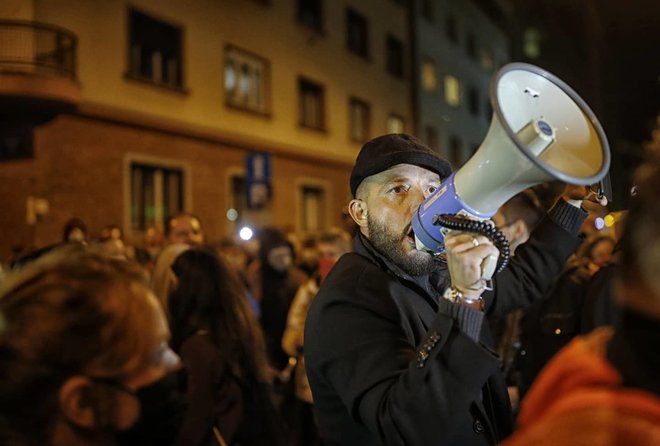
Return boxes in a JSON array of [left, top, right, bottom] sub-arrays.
[[352, 233, 450, 303]]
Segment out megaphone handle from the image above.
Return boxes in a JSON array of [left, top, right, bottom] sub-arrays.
[[433, 214, 511, 275]]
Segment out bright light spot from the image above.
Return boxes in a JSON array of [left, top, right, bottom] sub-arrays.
[[239, 226, 253, 241], [604, 214, 615, 228], [594, 217, 605, 230], [226, 208, 238, 221]]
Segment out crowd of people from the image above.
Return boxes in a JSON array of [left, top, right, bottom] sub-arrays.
[[0, 133, 657, 446]]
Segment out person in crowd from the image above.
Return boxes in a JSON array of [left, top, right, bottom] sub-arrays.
[[95, 224, 128, 260], [247, 227, 306, 372], [0, 247, 183, 446], [217, 237, 261, 317], [296, 235, 320, 279], [168, 247, 285, 446], [166, 213, 204, 246], [488, 190, 545, 410], [282, 228, 352, 446], [304, 133, 604, 446], [151, 243, 190, 315], [517, 233, 616, 398], [503, 164, 660, 446], [62, 217, 88, 243]]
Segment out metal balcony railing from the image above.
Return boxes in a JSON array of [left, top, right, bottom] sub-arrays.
[[0, 20, 77, 80]]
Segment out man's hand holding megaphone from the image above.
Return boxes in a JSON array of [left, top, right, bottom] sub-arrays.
[[442, 183, 608, 310]]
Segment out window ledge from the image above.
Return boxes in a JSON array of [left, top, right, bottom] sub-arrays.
[[299, 122, 327, 133], [225, 101, 272, 119], [124, 72, 190, 95]]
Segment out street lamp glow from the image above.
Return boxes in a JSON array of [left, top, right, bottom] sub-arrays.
[[239, 226, 254, 241], [226, 208, 238, 221]]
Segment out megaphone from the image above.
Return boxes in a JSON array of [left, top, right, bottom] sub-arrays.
[[412, 63, 610, 258]]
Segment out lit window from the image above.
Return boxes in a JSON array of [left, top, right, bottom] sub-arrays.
[[224, 46, 270, 114], [349, 97, 370, 142], [444, 75, 461, 107], [524, 28, 541, 59], [387, 114, 405, 134], [299, 78, 325, 130], [130, 163, 184, 231], [421, 59, 437, 91], [128, 8, 183, 88]]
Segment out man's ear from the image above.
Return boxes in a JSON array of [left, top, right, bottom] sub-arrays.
[[59, 376, 99, 429], [348, 199, 369, 228], [510, 219, 530, 245]]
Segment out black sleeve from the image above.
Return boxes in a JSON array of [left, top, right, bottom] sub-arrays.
[[485, 199, 587, 316]]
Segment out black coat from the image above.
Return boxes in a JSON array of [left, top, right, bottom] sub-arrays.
[[304, 204, 584, 446]]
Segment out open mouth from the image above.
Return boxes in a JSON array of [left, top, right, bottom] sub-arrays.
[[405, 226, 416, 245]]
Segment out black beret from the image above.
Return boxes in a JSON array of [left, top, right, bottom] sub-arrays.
[[350, 133, 453, 196]]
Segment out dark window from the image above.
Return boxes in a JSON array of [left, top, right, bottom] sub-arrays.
[[229, 175, 247, 226], [449, 135, 463, 167], [422, 0, 434, 21], [485, 98, 493, 123], [349, 97, 370, 142], [128, 8, 183, 88], [0, 127, 33, 161], [297, 0, 323, 31], [425, 126, 439, 151], [386, 35, 404, 78], [346, 9, 369, 58], [299, 78, 325, 130], [466, 33, 477, 59], [446, 14, 458, 43], [130, 163, 183, 231], [468, 86, 479, 116]]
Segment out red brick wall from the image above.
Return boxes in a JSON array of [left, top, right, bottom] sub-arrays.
[[0, 115, 351, 262]]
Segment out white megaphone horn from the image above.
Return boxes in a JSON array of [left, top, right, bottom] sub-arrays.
[[411, 63, 611, 263]]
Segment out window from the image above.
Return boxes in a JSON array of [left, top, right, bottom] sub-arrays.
[[481, 47, 495, 71], [228, 175, 247, 226], [466, 33, 477, 59], [449, 136, 463, 167], [425, 126, 439, 151], [421, 59, 437, 91], [467, 86, 479, 116], [130, 163, 184, 231], [297, 0, 323, 31], [224, 46, 270, 114], [445, 14, 458, 43], [386, 35, 404, 78], [346, 9, 369, 58], [0, 127, 33, 160], [299, 185, 325, 232], [299, 77, 325, 130], [523, 28, 541, 59], [444, 75, 461, 107], [349, 97, 370, 142], [485, 98, 493, 123], [386, 114, 405, 133], [128, 8, 183, 88], [422, 0, 434, 21]]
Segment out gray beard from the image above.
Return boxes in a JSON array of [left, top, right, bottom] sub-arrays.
[[367, 218, 436, 276]]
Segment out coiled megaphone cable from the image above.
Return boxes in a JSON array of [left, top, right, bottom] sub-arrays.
[[432, 214, 511, 275]]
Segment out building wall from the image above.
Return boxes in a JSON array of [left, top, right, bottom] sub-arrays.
[[0, 114, 351, 259], [0, 0, 409, 260], [414, 0, 509, 165]]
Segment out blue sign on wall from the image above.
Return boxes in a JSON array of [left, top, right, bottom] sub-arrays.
[[245, 153, 272, 209]]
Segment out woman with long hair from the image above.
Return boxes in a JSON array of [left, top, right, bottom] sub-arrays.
[[169, 247, 285, 446]]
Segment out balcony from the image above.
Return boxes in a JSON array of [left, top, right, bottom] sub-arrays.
[[0, 20, 81, 127]]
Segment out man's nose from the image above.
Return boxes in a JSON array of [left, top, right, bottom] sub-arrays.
[[409, 187, 427, 209]]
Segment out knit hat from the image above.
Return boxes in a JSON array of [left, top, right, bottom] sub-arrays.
[[350, 134, 452, 196]]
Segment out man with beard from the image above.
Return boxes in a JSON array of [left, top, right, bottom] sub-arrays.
[[304, 134, 596, 446]]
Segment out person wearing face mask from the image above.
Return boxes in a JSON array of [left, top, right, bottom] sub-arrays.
[[247, 227, 306, 373], [282, 229, 352, 446], [0, 246, 184, 446]]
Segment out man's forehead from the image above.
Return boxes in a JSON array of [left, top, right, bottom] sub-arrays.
[[376, 163, 440, 182]]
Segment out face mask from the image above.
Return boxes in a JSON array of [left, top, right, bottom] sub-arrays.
[[318, 257, 337, 283], [114, 371, 186, 445], [267, 246, 292, 273]]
